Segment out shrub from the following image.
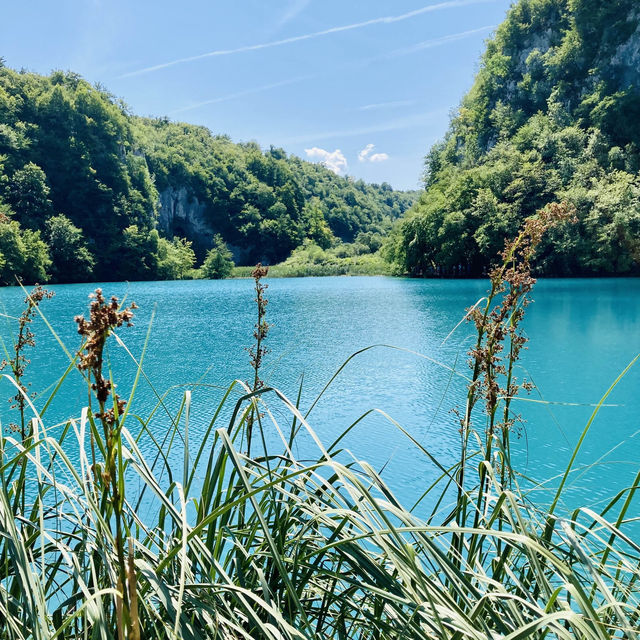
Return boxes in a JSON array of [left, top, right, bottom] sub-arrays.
[[46, 214, 95, 283], [201, 234, 234, 279]]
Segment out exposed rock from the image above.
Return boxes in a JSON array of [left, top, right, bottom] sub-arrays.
[[610, 12, 640, 87], [157, 186, 256, 263], [158, 186, 213, 253]]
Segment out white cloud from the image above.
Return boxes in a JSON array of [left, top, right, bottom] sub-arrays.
[[304, 147, 348, 174], [358, 144, 389, 163], [358, 143, 375, 162], [118, 0, 496, 78]]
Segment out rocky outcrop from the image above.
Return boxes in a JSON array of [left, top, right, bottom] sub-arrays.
[[610, 12, 640, 87], [157, 186, 213, 252]]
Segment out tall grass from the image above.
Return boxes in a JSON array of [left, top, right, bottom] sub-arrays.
[[1, 205, 639, 639]]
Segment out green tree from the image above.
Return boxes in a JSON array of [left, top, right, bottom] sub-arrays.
[[0, 212, 50, 284], [156, 236, 196, 280], [21, 228, 51, 283], [302, 199, 334, 249], [46, 214, 95, 283], [3, 163, 53, 228], [112, 225, 160, 281], [202, 234, 234, 279]]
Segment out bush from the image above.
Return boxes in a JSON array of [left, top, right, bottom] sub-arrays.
[[201, 234, 234, 279], [240, 240, 391, 278], [0, 209, 50, 284], [156, 236, 196, 280]]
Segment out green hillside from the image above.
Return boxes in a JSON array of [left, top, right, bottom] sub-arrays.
[[391, 0, 640, 276], [0, 63, 416, 283]]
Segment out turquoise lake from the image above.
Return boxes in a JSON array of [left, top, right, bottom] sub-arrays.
[[0, 276, 638, 516]]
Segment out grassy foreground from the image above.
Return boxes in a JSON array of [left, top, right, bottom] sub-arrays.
[[1, 206, 640, 639]]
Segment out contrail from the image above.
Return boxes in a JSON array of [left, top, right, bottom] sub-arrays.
[[357, 100, 417, 112], [388, 24, 495, 56], [274, 0, 312, 31], [169, 75, 315, 115], [278, 109, 448, 145], [168, 24, 496, 115], [118, 0, 497, 78]]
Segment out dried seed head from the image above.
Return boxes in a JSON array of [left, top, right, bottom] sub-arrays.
[[467, 202, 576, 431], [75, 289, 137, 417], [4, 285, 54, 425]]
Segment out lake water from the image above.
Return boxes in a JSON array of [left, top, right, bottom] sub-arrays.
[[0, 276, 638, 517]]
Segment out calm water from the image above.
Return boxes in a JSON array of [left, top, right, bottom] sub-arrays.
[[0, 276, 638, 516]]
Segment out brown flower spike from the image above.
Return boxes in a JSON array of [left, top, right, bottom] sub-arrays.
[[75, 288, 137, 426], [0, 285, 54, 439], [75, 289, 138, 638]]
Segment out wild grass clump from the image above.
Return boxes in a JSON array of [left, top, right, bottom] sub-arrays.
[[1, 204, 639, 639]]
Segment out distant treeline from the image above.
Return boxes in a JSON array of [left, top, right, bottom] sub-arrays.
[[0, 62, 417, 284], [388, 0, 640, 277]]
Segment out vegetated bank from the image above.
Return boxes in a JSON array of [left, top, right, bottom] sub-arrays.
[[0, 61, 417, 284], [232, 237, 392, 278], [389, 0, 640, 277]]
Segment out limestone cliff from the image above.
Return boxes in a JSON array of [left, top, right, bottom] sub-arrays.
[[157, 186, 212, 253]]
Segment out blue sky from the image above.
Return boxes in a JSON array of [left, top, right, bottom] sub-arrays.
[[1, 0, 513, 190]]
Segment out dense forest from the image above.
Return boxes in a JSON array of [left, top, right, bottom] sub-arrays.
[[4, 0, 639, 284], [0, 62, 416, 284], [390, 0, 640, 276]]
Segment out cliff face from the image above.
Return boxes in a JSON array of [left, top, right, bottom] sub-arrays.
[[157, 186, 213, 254], [610, 11, 640, 87], [156, 186, 258, 262], [469, 0, 640, 151]]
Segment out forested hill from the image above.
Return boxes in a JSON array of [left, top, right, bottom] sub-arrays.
[[392, 0, 640, 276], [0, 64, 417, 284]]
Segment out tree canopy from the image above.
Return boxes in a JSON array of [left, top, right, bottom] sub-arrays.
[[202, 234, 235, 279], [0, 64, 416, 283], [392, 0, 640, 276]]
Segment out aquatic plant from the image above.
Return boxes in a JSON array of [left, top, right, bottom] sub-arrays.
[[1, 285, 54, 439], [456, 203, 576, 526], [74, 288, 139, 640], [245, 263, 270, 456], [0, 284, 54, 518]]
